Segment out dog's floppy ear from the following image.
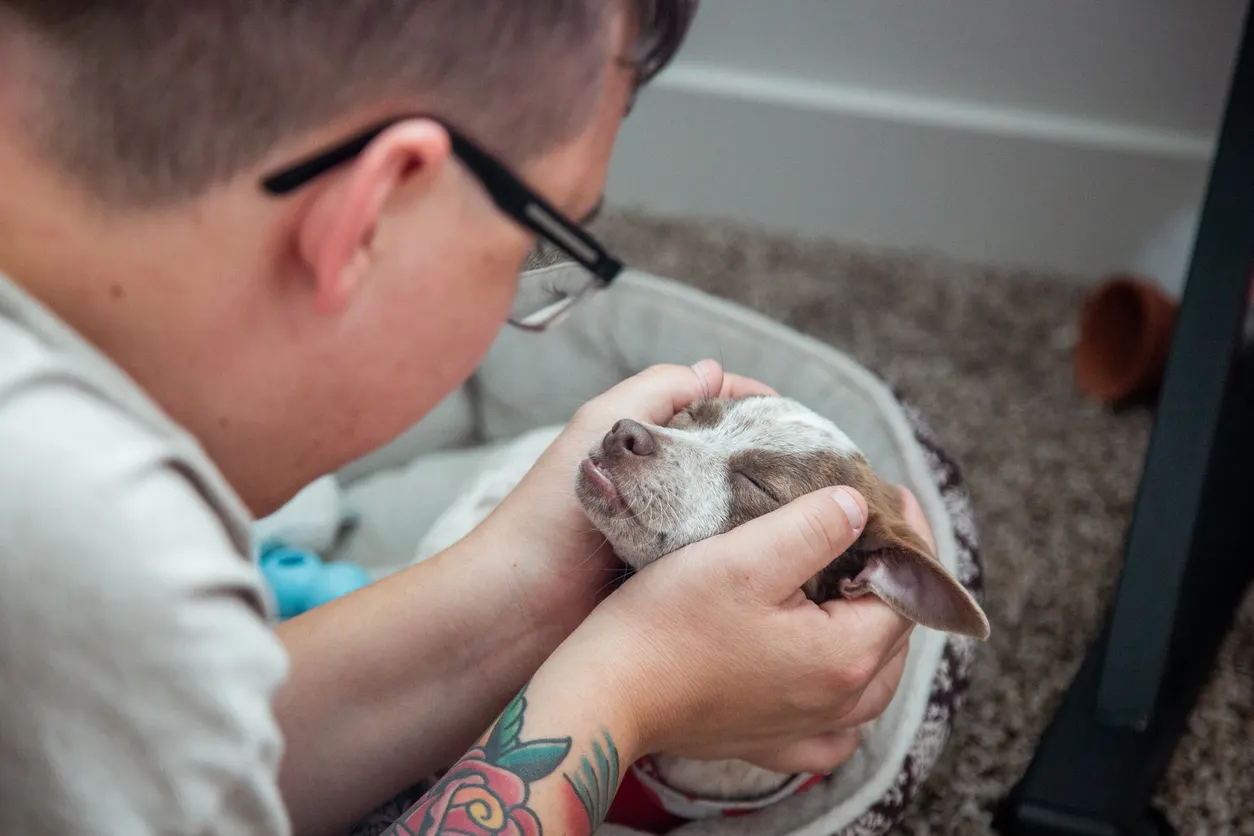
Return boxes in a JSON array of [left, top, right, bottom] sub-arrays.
[[841, 496, 991, 641]]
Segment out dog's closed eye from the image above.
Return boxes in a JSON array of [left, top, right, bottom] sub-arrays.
[[733, 471, 778, 503]]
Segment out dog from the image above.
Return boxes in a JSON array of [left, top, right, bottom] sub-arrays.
[[412, 394, 989, 815], [572, 395, 989, 802]]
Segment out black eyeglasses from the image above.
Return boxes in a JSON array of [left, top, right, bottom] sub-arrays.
[[260, 116, 625, 331]]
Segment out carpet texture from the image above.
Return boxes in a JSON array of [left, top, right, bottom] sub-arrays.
[[579, 209, 1254, 835]]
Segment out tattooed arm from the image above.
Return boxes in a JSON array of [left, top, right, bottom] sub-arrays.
[[380, 681, 632, 836], [379, 476, 918, 836]]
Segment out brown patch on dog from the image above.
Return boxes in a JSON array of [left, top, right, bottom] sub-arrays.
[[727, 448, 890, 525], [670, 397, 729, 430]]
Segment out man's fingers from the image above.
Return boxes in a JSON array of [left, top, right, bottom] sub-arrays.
[[634, 361, 725, 424], [720, 372, 778, 400], [794, 489, 920, 667], [708, 487, 868, 602], [818, 593, 913, 671], [685, 359, 725, 407], [579, 361, 720, 428], [825, 639, 910, 731], [579, 361, 776, 429]]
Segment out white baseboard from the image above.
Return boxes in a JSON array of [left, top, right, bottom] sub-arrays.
[[606, 61, 1220, 294]]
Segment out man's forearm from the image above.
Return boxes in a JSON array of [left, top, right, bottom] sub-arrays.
[[379, 677, 635, 836], [273, 528, 594, 836]]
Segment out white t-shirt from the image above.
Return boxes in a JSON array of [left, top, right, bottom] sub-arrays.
[[0, 273, 292, 834]]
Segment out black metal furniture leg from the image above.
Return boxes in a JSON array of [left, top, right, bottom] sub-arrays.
[[994, 7, 1254, 836]]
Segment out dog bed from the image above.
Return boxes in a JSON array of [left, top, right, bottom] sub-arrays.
[[328, 267, 985, 836]]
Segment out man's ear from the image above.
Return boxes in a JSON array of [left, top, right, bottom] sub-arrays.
[[841, 506, 991, 641], [295, 119, 453, 315]]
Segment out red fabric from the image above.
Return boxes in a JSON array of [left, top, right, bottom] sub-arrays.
[[605, 768, 685, 834]]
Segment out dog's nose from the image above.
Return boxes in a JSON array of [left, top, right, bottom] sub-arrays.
[[603, 419, 656, 458]]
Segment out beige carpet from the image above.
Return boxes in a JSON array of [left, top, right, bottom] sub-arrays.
[[584, 209, 1254, 835]]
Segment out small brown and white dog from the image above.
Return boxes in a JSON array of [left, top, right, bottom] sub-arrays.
[[571, 395, 989, 801], [413, 394, 989, 807]]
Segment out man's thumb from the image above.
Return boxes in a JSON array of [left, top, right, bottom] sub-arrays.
[[715, 487, 868, 602]]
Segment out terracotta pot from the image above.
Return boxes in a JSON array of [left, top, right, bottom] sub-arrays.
[[1075, 275, 1178, 405]]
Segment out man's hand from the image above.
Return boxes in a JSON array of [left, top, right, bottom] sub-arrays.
[[545, 484, 920, 777], [737, 485, 935, 772]]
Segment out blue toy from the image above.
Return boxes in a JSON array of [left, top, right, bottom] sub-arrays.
[[259, 541, 372, 620], [304, 561, 374, 611]]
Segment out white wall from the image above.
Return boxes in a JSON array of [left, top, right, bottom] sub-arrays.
[[605, 0, 1249, 293]]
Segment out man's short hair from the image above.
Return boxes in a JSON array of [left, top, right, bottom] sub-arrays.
[[0, 1, 696, 206]]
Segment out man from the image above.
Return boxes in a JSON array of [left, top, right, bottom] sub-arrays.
[[0, 3, 921, 834]]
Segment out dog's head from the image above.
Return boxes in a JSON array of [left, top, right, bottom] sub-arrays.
[[575, 396, 990, 640]]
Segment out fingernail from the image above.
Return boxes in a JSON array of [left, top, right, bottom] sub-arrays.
[[832, 488, 865, 531], [690, 359, 718, 395]]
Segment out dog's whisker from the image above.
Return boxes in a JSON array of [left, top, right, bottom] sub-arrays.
[[558, 536, 612, 575]]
